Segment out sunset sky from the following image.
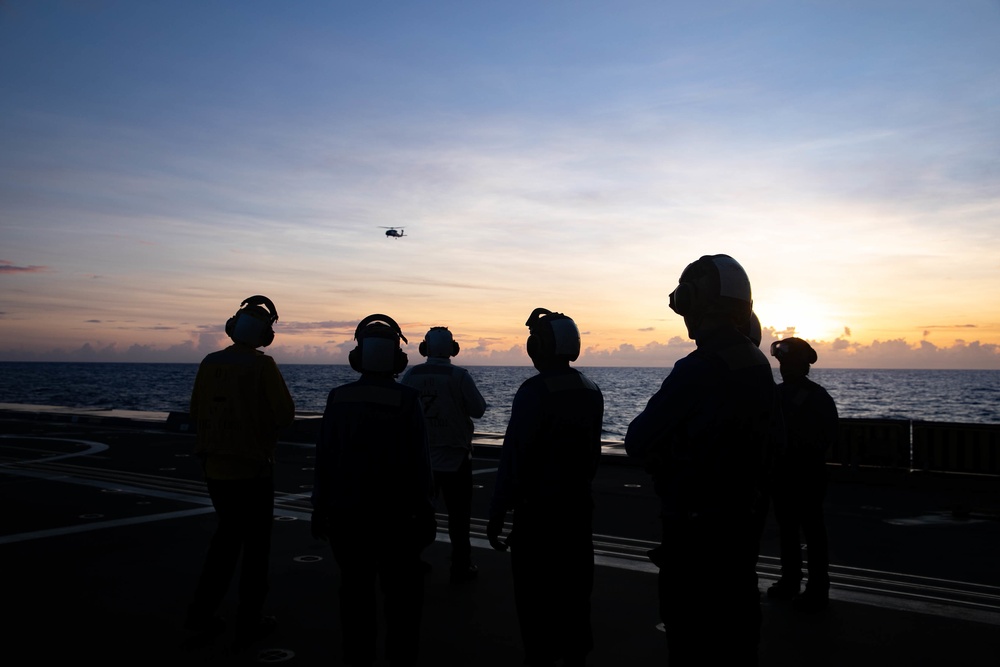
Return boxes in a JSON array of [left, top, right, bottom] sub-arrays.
[[2, 1, 998, 369]]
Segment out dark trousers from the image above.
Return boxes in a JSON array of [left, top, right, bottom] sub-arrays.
[[434, 457, 473, 569], [188, 476, 274, 626], [331, 524, 425, 667], [773, 470, 830, 590], [510, 506, 594, 667], [657, 515, 761, 667]]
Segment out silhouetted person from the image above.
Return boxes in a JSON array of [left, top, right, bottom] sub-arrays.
[[311, 315, 435, 667], [185, 295, 295, 649], [766, 337, 839, 612], [625, 255, 780, 667], [487, 308, 604, 667], [401, 326, 487, 583]]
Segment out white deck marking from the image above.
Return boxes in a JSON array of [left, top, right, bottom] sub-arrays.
[[0, 435, 109, 463], [0, 507, 217, 545]]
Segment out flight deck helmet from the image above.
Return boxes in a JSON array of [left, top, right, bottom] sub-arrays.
[[225, 295, 278, 348], [770, 336, 816, 380], [349, 314, 409, 375], [669, 254, 753, 326], [525, 307, 581, 363], [420, 327, 460, 358], [769, 337, 817, 365]]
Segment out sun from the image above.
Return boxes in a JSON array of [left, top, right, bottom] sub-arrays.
[[754, 291, 843, 342]]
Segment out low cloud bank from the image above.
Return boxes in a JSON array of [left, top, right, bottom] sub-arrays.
[[0, 327, 998, 369]]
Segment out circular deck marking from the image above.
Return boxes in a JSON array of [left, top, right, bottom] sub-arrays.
[[624, 483, 642, 488], [257, 648, 295, 663], [0, 435, 109, 464], [275, 515, 296, 522], [293, 555, 323, 563], [472, 484, 484, 489]]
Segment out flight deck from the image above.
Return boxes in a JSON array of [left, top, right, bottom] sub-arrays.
[[1, 406, 998, 665]]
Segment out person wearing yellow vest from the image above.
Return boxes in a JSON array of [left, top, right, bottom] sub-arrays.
[[184, 296, 295, 650]]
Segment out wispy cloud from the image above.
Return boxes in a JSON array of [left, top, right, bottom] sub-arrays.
[[0, 261, 49, 274], [920, 324, 978, 329]]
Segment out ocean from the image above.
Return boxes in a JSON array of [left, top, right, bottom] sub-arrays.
[[0, 362, 998, 437]]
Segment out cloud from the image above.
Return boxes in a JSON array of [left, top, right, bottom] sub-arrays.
[[799, 336, 1000, 370], [1, 330, 998, 369], [277, 320, 359, 334], [918, 324, 978, 329], [831, 337, 852, 351], [580, 337, 696, 367], [0, 260, 49, 274]]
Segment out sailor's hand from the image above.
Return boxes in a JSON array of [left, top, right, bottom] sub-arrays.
[[487, 514, 508, 552]]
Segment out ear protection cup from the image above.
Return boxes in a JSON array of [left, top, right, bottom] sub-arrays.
[[226, 295, 278, 347], [740, 311, 762, 347], [348, 346, 364, 373], [525, 308, 551, 360], [526, 334, 541, 359], [350, 314, 409, 374], [668, 282, 697, 316]]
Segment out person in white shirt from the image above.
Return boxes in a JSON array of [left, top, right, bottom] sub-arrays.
[[401, 327, 487, 583]]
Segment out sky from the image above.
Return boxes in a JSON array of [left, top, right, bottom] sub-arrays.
[[1, 1, 998, 369]]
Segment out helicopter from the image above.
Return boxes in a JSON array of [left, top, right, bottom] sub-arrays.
[[379, 227, 406, 239]]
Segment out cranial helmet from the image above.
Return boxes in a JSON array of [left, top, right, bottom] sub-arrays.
[[525, 308, 581, 362], [770, 337, 818, 365], [348, 314, 409, 375], [225, 295, 278, 348], [420, 327, 459, 358], [669, 254, 753, 325]]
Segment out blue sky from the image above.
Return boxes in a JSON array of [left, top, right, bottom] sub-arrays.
[[2, 1, 998, 368]]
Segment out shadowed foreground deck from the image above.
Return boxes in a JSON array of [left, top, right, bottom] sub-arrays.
[[1, 406, 998, 665]]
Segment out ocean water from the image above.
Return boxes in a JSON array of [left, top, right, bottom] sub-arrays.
[[1, 362, 998, 437]]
